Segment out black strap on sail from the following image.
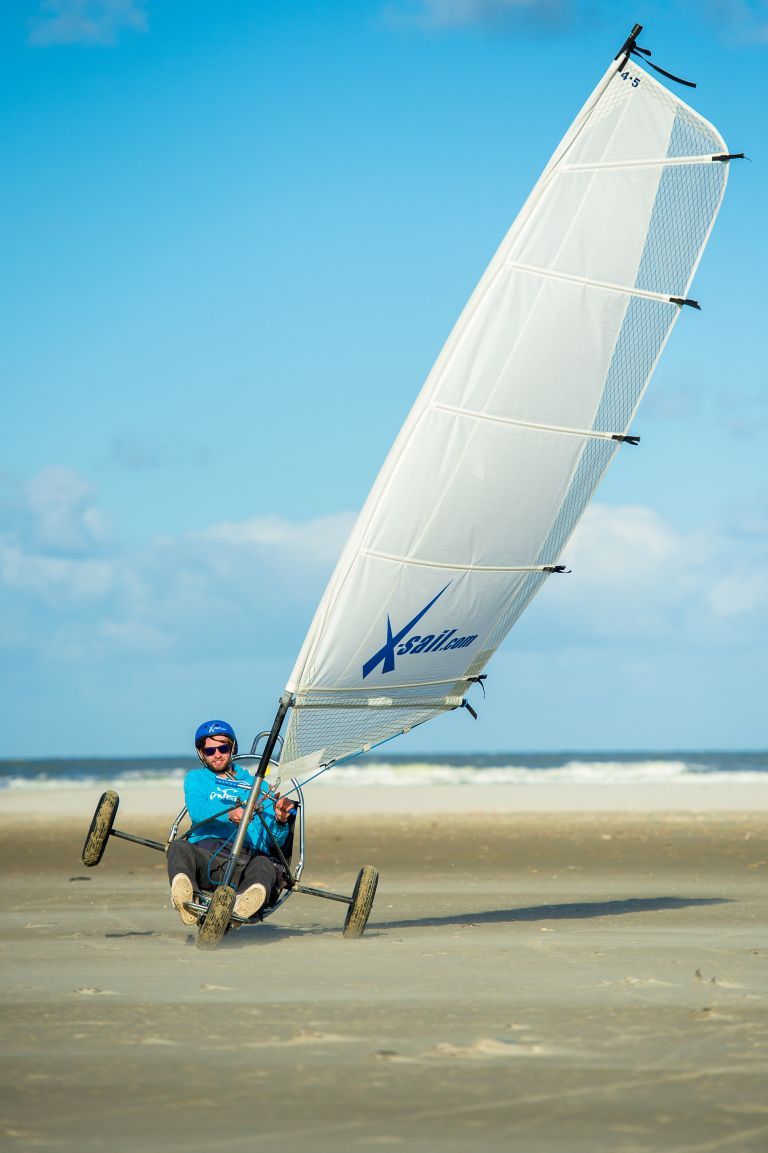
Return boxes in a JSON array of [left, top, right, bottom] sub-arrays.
[[631, 48, 697, 89], [467, 674, 487, 698], [670, 296, 701, 310], [615, 22, 697, 88]]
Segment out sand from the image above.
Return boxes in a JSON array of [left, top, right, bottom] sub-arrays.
[[1, 786, 767, 1152]]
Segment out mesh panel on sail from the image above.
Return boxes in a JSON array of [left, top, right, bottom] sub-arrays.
[[666, 102, 724, 158], [536, 438, 619, 566], [592, 297, 677, 432], [469, 570, 550, 659], [635, 163, 726, 298], [282, 682, 468, 767]]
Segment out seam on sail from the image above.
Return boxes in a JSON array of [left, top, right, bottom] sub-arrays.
[[430, 402, 628, 442], [504, 261, 680, 304], [361, 548, 554, 573], [560, 154, 727, 172]]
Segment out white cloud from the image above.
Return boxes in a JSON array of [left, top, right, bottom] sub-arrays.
[[0, 541, 114, 603], [28, 0, 148, 47], [22, 467, 107, 554], [708, 571, 768, 618], [0, 468, 355, 663], [535, 502, 768, 643], [195, 513, 355, 569], [134, 511, 357, 654], [99, 618, 170, 654], [2, 466, 765, 672]]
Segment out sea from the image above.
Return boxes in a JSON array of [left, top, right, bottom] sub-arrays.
[[1, 750, 766, 791]]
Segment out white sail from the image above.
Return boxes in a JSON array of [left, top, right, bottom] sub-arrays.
[[281, 52, 732, 771]]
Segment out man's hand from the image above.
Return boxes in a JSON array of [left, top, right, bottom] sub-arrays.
[[274, 795, 296, 824], [229, 796, 295, 824]]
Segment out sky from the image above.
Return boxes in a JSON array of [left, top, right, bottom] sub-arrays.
[[2, 0, 766, 757]]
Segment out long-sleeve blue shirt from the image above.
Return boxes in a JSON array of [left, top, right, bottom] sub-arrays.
[[183, 765, 291, 854]]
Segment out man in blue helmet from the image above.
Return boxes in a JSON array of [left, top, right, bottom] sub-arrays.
[[167, 719, 295, 927]]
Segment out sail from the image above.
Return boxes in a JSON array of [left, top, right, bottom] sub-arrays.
[[280, 52, 732, 772]]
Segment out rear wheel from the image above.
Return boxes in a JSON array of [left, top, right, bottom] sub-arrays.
[[81, 790, 119, 867], [196, 884, 236, 950], [342, 865, 379, 939]]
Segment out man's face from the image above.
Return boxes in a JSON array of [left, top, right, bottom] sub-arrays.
[[200, 736, 233, 772]]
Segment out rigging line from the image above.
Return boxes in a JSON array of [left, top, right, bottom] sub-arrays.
[[361, 548, 565, 574], [280, 763, 333, 797], [430, 402, 637, 444], [560, 154, 732, 172], [504, 261, 697, 308]]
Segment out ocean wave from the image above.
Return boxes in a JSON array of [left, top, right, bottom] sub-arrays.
[[2, 756, 766, 790], [305, 759, 767, 787], [1, 769, 189, 790]]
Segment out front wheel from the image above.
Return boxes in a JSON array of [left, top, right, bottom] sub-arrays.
[[81, 790, 119, 867], [342, 865, 379, 939], [196, 885, 236, 950]]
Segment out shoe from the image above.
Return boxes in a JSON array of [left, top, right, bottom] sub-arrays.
[[233, 883, 267, 920], [171, 873, 197, 926]]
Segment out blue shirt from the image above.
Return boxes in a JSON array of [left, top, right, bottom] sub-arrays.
[[183, 765, 291, 854]]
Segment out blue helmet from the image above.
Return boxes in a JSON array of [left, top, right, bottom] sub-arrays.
[[194, 719, 238, 754]]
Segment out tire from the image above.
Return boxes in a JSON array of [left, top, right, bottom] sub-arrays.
[[342, 865, 379, 939], [196, 884, 236, 950], [81, 790, 120, 867]]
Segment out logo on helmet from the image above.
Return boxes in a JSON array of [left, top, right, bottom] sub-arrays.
[[194, 719, 238, 753]]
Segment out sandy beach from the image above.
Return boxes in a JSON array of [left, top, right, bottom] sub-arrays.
[[2, 786, 767, 1152]]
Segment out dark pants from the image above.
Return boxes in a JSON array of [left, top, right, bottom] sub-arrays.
[[167, 838, 282, 905]]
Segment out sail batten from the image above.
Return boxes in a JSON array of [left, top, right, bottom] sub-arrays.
[[503, 261, 691, 304], [296, 679, 475, 692], [561, 153, 734, 171], [362, 549, 562, 574], [430, 402, 635, 443], [279, 51, 732, 773]]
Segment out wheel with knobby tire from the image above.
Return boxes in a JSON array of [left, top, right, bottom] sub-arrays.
[[81, 790, 120, 867], [196, 884, 236, 950], [342, 865, 379, 939]]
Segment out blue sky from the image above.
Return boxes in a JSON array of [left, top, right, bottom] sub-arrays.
[[2, 0, 766, 757]]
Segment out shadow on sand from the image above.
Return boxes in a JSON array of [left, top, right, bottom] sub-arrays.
[[375, 895, 731, 932], [198, 894, 731, 948]]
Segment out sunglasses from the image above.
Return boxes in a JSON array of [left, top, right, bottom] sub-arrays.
[[203, 743, 231, 756]]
